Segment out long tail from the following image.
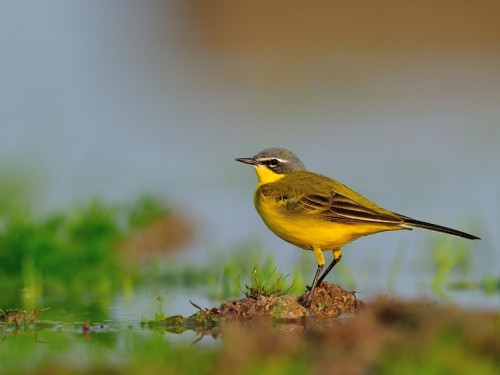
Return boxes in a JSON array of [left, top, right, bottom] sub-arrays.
[[402, 218, 480, 240]]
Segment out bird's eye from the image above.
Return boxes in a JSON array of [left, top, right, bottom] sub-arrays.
[[267, 159, 279, 167]]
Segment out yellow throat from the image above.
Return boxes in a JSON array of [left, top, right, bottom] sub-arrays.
[[254, 165, 285, 185]]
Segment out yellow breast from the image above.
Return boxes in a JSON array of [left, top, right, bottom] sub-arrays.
[[254, 190, 398, 251]]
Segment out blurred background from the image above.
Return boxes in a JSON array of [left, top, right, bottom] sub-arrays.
[[1, 0, 500, 312]]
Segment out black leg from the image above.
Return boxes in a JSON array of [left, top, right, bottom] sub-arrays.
[[304, 263, 324, 308], [317, 249, 342, 285]]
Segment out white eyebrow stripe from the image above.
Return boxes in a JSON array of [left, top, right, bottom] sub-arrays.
[[257, 157, 289, 163]]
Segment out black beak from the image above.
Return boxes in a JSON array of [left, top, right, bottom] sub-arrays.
[[235, 157, 258, 165]]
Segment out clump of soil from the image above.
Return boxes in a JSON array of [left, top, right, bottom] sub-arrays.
[[198, 282, 362, 323], [146, 282, 364, 335], [208, 294, 308, 321], [300, 282, 363, 318]]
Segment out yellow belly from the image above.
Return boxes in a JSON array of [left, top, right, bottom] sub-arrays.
[[255, 194, 399, 251]]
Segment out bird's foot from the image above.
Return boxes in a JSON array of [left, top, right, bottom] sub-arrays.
[[302, 291, 313, 308]]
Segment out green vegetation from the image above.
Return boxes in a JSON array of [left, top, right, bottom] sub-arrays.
[[481, 275, 500, 293], [150, 240, 308, 301], [430, 237, 471, 297], [242, 265, 293, 298], [0, 307, 50, 328], [0, 195, 169, 308]]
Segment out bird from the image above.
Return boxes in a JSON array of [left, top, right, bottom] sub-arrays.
[[235, 147, 480, 307]]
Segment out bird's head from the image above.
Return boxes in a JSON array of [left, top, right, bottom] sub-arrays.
[[235, 147, 305, 184]]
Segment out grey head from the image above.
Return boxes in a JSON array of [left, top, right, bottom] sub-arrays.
[[235, 147, 306, 174]]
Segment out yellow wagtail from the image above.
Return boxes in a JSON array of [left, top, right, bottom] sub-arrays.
[[236, 147, 480, 307]]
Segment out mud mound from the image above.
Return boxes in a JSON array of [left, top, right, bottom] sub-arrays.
[[205, 282, 362, 321], [145, 282, 364, 336]]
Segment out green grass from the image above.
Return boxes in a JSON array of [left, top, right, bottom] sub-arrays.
[[429, 237, 473, 297], [147, 240, 307, 301], [0, 307, 50, 328], [0, 194, 169, 308], [241, 265, 293, 298]]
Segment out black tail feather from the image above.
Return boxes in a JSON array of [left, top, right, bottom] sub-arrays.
[[403, 218, 480, 240]]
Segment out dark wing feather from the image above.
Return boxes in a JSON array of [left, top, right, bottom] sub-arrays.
[[259, 172, 403, 225], [298, 192, 403, 224]]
